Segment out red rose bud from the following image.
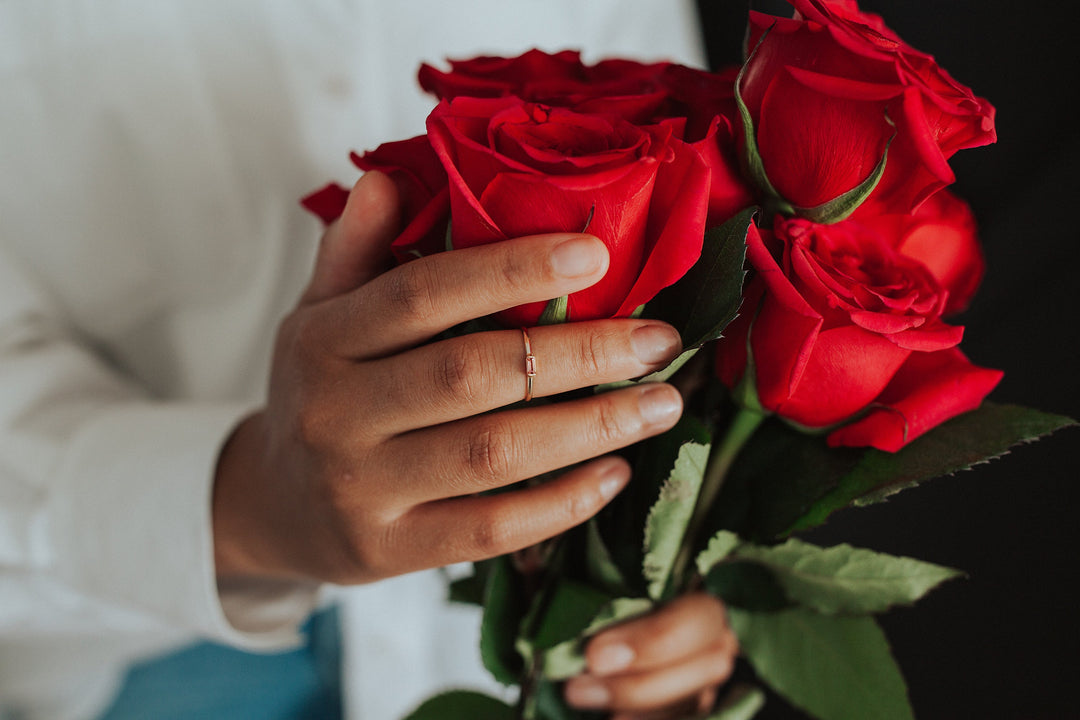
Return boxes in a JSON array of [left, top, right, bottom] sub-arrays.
[[715, 215, 1001, 451], [426, 96, 711, 325], [738, 0, 995, 219]]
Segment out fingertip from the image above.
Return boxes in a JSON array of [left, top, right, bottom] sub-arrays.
[[345, 170, 400, 230], [550, 233, 609, 280], [638, 383, 683, 428], [588, 639, 636, 676], [594, 455, 632, 501]]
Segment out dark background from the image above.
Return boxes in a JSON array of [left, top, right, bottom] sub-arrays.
[[695, 1, 1079, 718]]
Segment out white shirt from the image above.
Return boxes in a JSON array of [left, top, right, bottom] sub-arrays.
[[0, 2, 704, 718]]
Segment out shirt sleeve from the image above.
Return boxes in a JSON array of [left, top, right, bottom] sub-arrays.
[[0, 245, 316, 650]]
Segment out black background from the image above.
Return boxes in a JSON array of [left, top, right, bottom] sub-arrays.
[[695, 1, 1079, 718]]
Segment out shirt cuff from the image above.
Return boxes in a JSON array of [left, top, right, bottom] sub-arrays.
[[47, 402, 318, 651]]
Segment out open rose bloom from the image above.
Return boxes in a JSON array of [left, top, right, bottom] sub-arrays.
[[716, 196, 1003, 452]]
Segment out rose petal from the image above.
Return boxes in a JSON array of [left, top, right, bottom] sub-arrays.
[[774, 324, 911, 426], [300, 182, 350, 225], [827, 347, 1003, 451], [615, 137, 711, 317]]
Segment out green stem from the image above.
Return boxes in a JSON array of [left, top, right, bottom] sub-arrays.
[[669, 406, 766, 593]]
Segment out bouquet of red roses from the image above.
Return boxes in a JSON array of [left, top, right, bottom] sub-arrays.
[[304, 2, 1074, 718]]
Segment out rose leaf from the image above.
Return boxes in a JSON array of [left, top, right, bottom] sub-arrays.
[[728, 537, 962, 614], [704, 415, 858, 543], [789, 402, 1078, 533], [646, 207, 754, 351], [479, 555, 526, 685], [598, 414, 712, 590], [729, 607, 914, 720], [402, 690, 515, 720], [707, 684, 767, 720], [642, 438, 712, 600], [540, 597, 654, 681], [528, 578, 615, 652]]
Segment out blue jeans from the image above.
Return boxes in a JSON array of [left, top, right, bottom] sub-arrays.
[[97, 606, 342, 720]]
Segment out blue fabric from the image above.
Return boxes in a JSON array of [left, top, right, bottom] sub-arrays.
[[96, 606, 342, 720]]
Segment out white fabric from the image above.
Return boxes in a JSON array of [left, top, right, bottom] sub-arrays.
[[0, 2, 704, 718]]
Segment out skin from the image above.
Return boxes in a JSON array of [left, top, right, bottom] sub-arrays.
[[213, 170, 738, 716]]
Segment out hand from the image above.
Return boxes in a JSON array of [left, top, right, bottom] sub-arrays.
[[565, 594, 738, 720], [212, 171, 685, 584]]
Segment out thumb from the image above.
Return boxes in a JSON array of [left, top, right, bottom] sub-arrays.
[[301, 170, 400, 306]]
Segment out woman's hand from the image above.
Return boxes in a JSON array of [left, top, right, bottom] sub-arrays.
[[566, 593, 739, 719], [212, 170, 685, 584]]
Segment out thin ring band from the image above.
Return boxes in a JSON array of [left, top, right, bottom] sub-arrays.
[[521, 327, 537, 402]]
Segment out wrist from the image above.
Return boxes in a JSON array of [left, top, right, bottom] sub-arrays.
[[212, 411, 279, 580]]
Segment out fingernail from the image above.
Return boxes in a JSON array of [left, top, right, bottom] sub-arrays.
[[590, 642, 635, 675], [597, 459, 630, 500], [564, 677, 611, 709], [639, 385, 682, 426], [551, 236, 606, 278], [630, 324, 681, 366]]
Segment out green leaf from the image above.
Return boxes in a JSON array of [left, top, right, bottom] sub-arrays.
[[731, 538, 961, 614], [480, 556, 526, 685], [530, 579, 614, 651], [594, 346, 698, 393], [538, 295, 569, 325], [695, 529, 742, 577], [707, 684, 767, 720], [448, 572, 485, 606], [402, 690, 515, 720], [706, 415, 859, 543], [599, 414, 712, 591], [541, 597, 654, 680], [645, 207, 754, 350], [584, 519, 630, 595], [533, 677, 600, 720], [790, 403, 1078, 533], [705, 560, 789, 612], [729, 608, 914, 720], [643, 439, 712, 600]]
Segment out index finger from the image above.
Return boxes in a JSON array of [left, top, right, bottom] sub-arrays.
[[309, 232, 609, 360]]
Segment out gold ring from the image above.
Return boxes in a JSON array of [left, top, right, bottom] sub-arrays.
[[522, 327, 537, 402]]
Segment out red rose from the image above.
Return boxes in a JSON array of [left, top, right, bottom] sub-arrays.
[[866, 189, 985, 316], [715, 215, 1001, 451], [349, 137, 451, 261], [739, 0, 995, 216], [300, 136, 452, 261], [426, 95, 711, 324], [418, 49, 671, 124]]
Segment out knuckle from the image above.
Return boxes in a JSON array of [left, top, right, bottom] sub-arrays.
[[435, 340, 490, 404], [386, 263, 440, 323], [578, 331, 611, 377], [336, 511, 402, 582], [293, 392, 337, 449], [495, 246, 533, 297], [562, 480, 604, 523], [468, 511, 515, 557], [589, 395, 630, 447], [461, 421, 517, 484]]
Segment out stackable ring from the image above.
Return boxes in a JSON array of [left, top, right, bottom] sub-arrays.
[[521, 327, 537, 402]]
